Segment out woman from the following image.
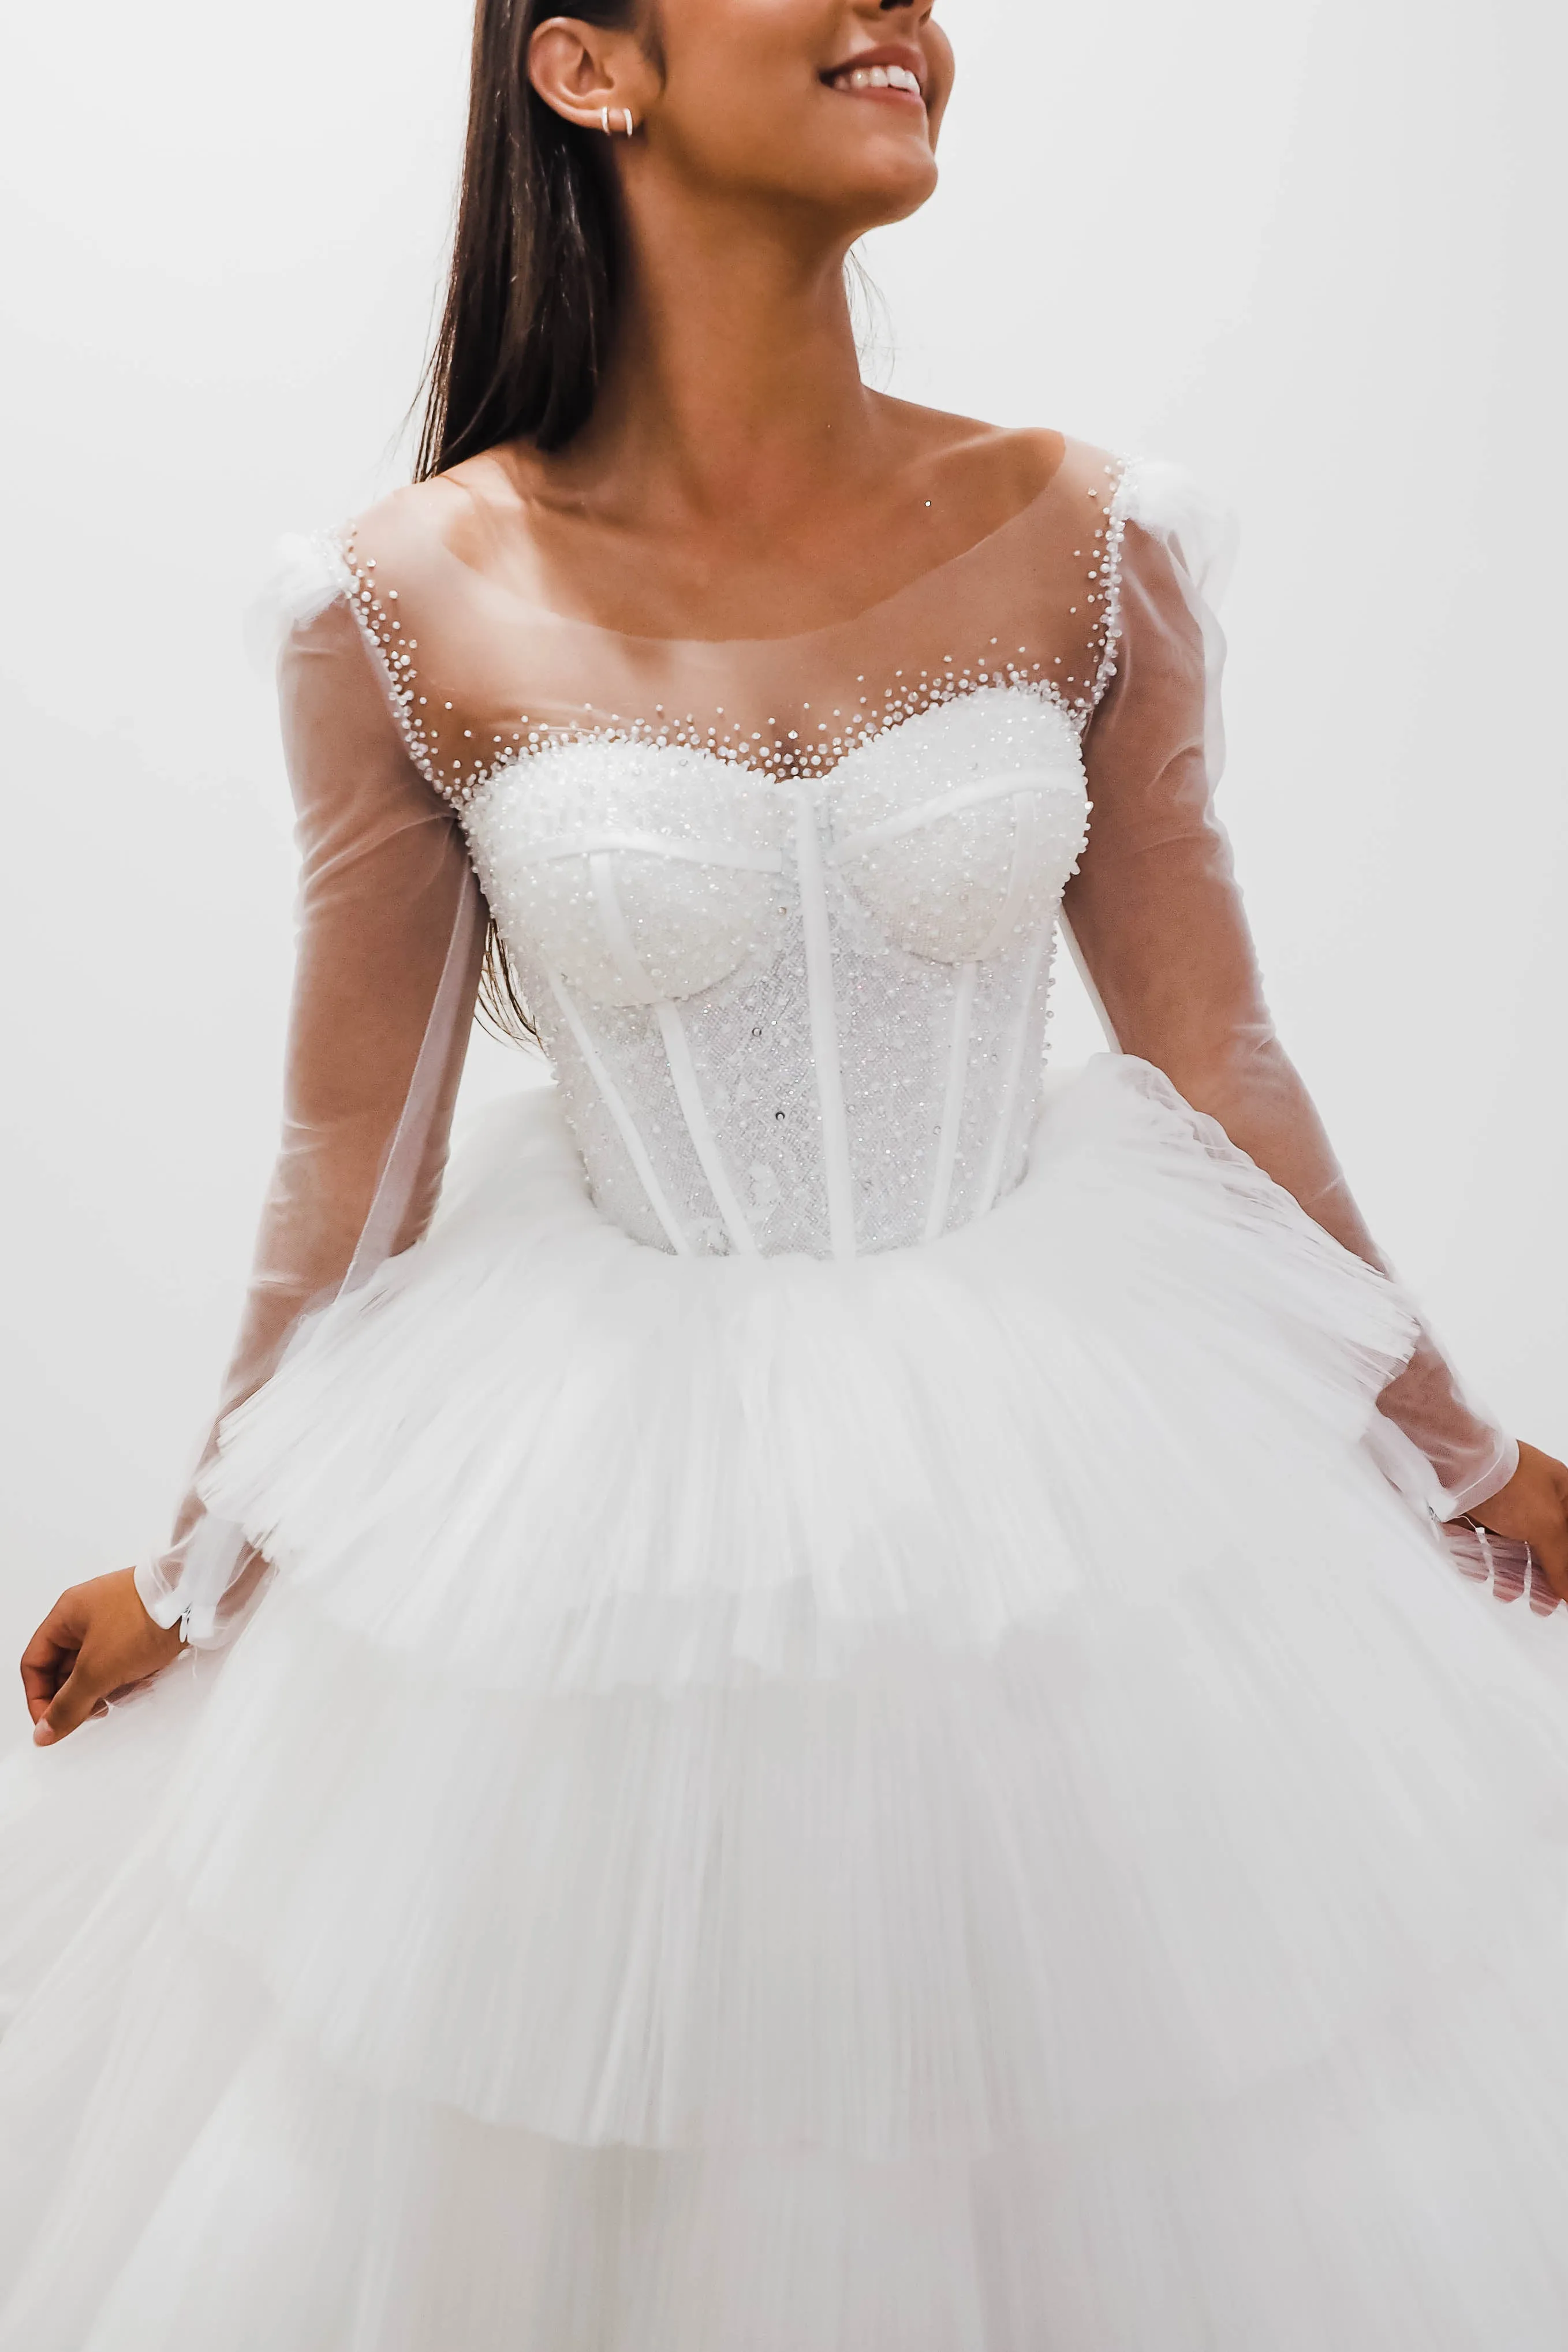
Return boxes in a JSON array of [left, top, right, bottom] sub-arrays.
[[6, 0, 1568, 2342]]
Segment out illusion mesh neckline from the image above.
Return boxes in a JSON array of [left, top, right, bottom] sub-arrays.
[[400, 442, 1112, 653], [333, 446, 1137, 807]]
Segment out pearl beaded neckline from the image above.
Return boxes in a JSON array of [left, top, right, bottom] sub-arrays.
[[334, 458, 1133, 811]]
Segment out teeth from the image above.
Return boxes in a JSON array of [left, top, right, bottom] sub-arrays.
[[833, 62, 922, 95]]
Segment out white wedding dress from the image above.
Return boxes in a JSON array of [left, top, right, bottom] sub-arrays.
[[5, 438, 1568, 2350]]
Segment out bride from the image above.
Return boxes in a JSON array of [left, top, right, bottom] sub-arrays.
[[6, 0, 1568, 2342]]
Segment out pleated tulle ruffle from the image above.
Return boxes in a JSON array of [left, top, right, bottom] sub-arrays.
[[151, 1557, 1568, 2153], [8, 1056, 1568, 2349], [9, 1889, 1568, 2352], [199, 1056, 1429, 1689]]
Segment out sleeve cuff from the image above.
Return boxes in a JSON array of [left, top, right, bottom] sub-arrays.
[[133, 1553, 185, 1630], [1442, 1433, 1521, 1522]]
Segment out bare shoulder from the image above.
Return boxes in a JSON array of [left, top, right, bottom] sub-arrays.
[[868, 395, 1120, 521], [1048, 430, 1125, 501], [871, 394, 1055, 485], [346, 452, 521, 577]]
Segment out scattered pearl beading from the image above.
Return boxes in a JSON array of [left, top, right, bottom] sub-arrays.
[[335, 461, 1132, 809]]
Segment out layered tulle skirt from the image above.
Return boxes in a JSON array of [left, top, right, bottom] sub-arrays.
[[5, 1054, 1568, 2349]]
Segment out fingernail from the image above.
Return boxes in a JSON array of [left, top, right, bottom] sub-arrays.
[[32, 1720, 56, 1746]]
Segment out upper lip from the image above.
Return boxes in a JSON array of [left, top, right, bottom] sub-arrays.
[[821, 42, 928, 96]]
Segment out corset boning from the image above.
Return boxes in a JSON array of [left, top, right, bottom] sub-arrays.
[[462, 683, 1092, 1258]]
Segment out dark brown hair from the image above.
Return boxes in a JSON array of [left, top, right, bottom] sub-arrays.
[[417, 0, 649, 479], [417, 0, 652, 1041]]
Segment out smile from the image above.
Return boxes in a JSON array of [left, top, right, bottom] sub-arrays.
[[825, 61, 926, 102]]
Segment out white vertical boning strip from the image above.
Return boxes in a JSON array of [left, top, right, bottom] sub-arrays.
[[964, 787, 1059, 1224], [975, 923, 1053, 1218], [654, 1005, 758, 1254], [924, 961, 977, 1242], [542, 967, 692, 1256], [588, 852, 756, 1255], [790, 789, 857, 1261]]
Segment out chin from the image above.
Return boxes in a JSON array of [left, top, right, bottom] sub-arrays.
[[872, 159, 939, 225], [828, 143, 939, 229]]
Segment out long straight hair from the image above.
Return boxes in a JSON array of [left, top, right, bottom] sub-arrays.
[[417, 0, 649, 1041], [419, 0, 647, 477]]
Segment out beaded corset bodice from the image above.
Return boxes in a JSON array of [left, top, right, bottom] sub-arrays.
[[462, 690, 1089, 1257], [340, 436, 1134, 1260]]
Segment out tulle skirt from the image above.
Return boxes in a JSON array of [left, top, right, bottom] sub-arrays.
[[6, 1054, 1568, 2350]]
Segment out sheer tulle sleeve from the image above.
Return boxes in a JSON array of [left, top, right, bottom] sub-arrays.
[[1065, 462, 1517, 1521], [133, 547, 485, 1643]]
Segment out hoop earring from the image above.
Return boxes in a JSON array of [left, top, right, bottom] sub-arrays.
[[600, 105, 636, 136]]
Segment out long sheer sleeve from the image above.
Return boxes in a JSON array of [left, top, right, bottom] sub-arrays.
[[134, 559, 484, 1642], [1064, 465, 1517, 1521]]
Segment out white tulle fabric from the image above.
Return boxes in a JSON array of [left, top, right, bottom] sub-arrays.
[[9, 440, 1567, 2350], [7, 1067, 1568, 2350]]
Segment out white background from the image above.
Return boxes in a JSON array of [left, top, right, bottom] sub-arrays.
[[1, 0, 1563, 1746]]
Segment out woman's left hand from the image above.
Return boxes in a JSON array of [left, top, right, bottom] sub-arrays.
[[1465, 1442, 1568, 1605]]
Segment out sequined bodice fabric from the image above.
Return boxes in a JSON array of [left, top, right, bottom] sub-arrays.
[[465, 686, 1089, 1257], [341, 436, 1128, 1259]]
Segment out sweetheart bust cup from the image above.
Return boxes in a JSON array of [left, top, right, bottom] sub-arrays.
[[464, 684, 1090, 1013]]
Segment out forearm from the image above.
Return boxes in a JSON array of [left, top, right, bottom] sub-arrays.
[[1120, 1023, 1517, 1514], [136, 591, 483, 1641], [1152, 1030, 1383, 1266]]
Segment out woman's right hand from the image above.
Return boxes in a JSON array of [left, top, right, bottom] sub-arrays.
[[1464, 1440, 1568, 1607], [21, 1567, 185, 1746]]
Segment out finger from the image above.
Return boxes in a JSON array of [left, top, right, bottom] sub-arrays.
[[19, 1588, 90, 1711], [1526, 1510, 1568, 1609], [1535, 1541, 1568, 1611], [35, 1659, 109, 1747], [20, 1631, 77, 1723]]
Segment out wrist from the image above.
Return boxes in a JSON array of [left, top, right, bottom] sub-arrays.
[[132, 1551, 185, 1633], [1442, 1433, 1522, 1522]]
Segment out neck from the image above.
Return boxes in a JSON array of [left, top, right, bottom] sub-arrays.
[[577, 184, 880, 525]]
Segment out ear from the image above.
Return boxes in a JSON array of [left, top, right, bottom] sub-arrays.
[[528, 16, 652, 133]]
